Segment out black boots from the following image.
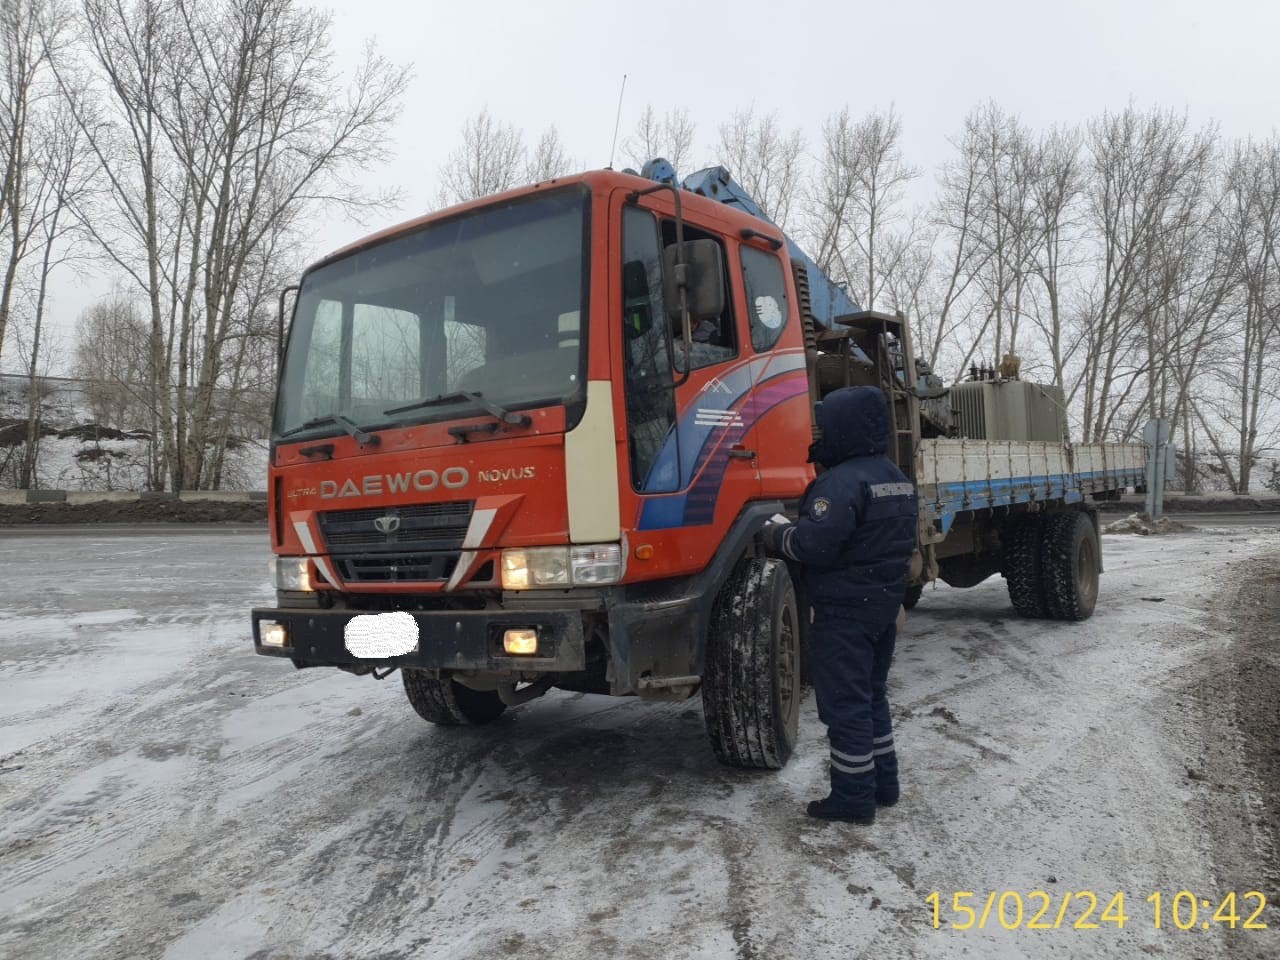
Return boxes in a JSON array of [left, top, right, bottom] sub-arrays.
[[806, 791, 899, 823], [806, 798, 876, 825]]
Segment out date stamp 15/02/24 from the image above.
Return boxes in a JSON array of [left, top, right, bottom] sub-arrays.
[[926, 891, 1269, 932]]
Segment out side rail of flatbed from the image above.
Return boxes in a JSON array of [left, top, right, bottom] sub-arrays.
[[916, 439, 1148, 535]]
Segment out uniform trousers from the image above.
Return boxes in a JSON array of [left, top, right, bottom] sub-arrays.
[[811, 610, 899, 814]]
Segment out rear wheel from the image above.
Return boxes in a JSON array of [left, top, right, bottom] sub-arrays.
[[903, 582, 924, 610], [701, 557, 800, 769], [1041, 511, 1099, 621], [1005, 513, 1049, 618], [402, 669, 508, 725]]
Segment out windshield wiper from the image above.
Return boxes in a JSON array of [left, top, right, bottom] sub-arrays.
[[277, 412, 380, 445], [384, 391, 532, 427]]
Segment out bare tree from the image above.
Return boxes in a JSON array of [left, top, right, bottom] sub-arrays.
[[623, 105, 695, 175], [934, 103, 1042, 381], [804, 107, 858, 281], [17, 89, 95, 487], [67, 0, 409, 489], [801, 106, 918, 311], [849, 106, 919, 312], [525, 125, 575, 183], [72, 289, 150, 427], [1198, 137, 1280, 490], [1075, 106, 1215, 441], [916, 116, 992, 370], [0, 0, 66, 370], [1025, 126, 1084, 388], [438, 107, 525, 205], [716, 106, 804, 230]]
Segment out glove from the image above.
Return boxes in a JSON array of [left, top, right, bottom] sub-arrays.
[[761, 520, 790, 554]]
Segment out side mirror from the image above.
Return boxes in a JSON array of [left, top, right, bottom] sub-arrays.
[[662, 239, 725, 323]]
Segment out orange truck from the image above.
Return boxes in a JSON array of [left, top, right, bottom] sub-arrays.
[[252, 162, 1146, 769]]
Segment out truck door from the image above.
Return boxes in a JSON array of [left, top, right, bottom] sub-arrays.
[[619, 202, 761, 532]]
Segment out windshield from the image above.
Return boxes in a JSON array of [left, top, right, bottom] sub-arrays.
[[275, 187, 589, 438]]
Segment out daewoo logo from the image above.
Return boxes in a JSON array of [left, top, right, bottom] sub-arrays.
[[373, 515, 401, 534], [320, 468, 470, 499]]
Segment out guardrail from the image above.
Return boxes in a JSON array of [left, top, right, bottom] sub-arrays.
[[0, 490, 269, 505]]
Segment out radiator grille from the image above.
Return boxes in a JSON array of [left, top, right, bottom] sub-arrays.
[[316, 500, 474, 553], [318, 500, 475, 584]]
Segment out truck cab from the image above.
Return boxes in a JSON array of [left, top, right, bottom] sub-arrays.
[[253, 170, 820, 765]]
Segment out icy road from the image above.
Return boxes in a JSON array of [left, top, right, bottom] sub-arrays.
[[1, 525, 1278, 960]]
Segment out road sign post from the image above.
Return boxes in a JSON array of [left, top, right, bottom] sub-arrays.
[[1143, 419, 1171, 518]]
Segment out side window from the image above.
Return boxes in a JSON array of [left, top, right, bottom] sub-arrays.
[[741, 246, 789, 352], [661, 220, 737, 370], [622, 206, 678, 492]]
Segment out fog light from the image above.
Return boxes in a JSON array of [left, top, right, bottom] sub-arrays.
[[261, 622, 289, 648], [503, 628, 538, 655]]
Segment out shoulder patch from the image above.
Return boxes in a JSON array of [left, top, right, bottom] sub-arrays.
[[810, 497, 832, 521]]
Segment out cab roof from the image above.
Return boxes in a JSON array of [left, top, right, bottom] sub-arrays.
[[309, 168, 785, 275]]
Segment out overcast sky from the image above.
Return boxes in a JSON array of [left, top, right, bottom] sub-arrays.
[[25, 0, 1280, 375], [325, 0, 1280, 234]]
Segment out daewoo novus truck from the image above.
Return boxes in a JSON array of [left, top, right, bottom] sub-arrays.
[[252, 160, 1147, 769]]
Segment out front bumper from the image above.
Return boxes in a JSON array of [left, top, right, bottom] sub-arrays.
[[251, 606, 587, 672]]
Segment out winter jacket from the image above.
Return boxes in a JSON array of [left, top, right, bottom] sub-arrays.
[[777, 386, 919, 620]]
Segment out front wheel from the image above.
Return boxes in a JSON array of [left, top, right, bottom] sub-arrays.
[[402, 669, 508, 725], [701, 557, 800, 769]]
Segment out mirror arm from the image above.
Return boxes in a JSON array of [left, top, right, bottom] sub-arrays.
[[277, 284, 300, 377], [630, 182, 692, 388]]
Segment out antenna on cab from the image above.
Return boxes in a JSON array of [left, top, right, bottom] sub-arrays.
[[608, 74, 627, 170]]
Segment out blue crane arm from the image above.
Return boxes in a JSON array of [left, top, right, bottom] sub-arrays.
[[639, 159, 944, 412], [642, 159, 861, 330], [678, 166, 862, 330]]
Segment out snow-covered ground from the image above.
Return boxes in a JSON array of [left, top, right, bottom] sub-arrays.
[[1, 435, 268, 493], [0, 374, 268, 491], [1, 525, 1278, 959]]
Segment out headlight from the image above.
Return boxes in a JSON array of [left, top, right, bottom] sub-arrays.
[[501, 544, 623, 589], [271, 556, 313, 592], [501, 547, 569, 589]]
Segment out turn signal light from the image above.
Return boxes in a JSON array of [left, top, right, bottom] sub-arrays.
[[503, 629, 538, 656]]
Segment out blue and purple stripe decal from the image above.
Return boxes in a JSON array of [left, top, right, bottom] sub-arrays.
[[637, 351, 808, 530]]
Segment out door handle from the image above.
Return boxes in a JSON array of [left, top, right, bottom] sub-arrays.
[[728, 447, 756, 460]]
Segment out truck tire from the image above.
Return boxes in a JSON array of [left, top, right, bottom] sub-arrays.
[[1041, 511, 1099, 621], [402, 669, 507, 725], [1005, 513, 1050, 618], [903, 582, 924, 610], [701, 557, 800, 770]]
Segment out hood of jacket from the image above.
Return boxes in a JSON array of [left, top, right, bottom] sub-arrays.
[[810, 386, 891, 468]]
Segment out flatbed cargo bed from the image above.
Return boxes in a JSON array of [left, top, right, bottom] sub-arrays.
[[918, 439, 1147, 533]]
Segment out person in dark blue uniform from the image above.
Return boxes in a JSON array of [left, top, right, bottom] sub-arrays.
[[763, 386, 918, 824]]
